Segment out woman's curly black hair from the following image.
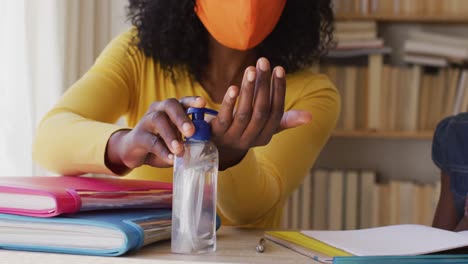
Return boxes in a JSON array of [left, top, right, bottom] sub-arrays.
[[127, 0, 334, 81]]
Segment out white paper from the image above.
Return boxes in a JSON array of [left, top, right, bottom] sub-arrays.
[[301, 224, 468, 256]]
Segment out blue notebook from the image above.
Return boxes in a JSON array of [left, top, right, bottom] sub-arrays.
[[0, 209, 172, 256], [0, 209, 221, 256]]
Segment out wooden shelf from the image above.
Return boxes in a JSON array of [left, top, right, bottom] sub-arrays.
[[336, 14, 468, 23], [332, 130, 434, 140]]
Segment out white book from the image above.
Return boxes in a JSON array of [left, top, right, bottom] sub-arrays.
[[336, 38, 384, 50], [335, 31, 378, 42], [344, 171, 358, 230], [302, 225, 468, 256], [408, 30, 468, 49], [404, 40, 468, 60], [453, 70, 468, 114], [327, 170, 344, 230], [360, 0, 369, 14], [402, 65, 422, 132], [393, 0, 400, 14], [359, 170, 376, 229], [334, 23, 375, 32], [403, 54, 448, 68], [370, 0, 378, 13]]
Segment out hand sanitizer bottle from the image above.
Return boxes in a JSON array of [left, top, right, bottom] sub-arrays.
[[171, 107, 219, 254]]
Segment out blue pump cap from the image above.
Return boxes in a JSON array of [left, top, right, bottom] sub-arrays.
[[186, 107, 218, 141]]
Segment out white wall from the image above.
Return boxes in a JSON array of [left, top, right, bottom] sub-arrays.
[[110, 0, 130, 37]]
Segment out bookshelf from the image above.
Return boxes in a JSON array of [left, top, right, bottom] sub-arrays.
[[282, 2, 468, 230]]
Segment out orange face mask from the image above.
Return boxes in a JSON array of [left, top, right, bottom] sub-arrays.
[[195, 0, 286, 50]]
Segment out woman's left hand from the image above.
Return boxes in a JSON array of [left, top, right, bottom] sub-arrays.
[[210, 57, 312, 170]]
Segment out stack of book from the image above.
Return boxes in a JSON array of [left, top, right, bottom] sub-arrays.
[[282, 169, 440, 231], [329, 21, 391, 58], [0, 176, 173, 256], [403, 30, 468, 67]]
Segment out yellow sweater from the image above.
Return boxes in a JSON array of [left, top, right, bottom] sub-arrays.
[[33, 30, 340, 228]]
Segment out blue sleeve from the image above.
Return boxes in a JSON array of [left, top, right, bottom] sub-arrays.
[[432, 115, 452, 174]]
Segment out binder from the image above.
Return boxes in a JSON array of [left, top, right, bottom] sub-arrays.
[[0, 209, 172, 256], [0, 176, 172, 217]]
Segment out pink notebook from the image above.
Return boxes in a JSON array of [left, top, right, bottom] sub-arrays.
[[0, 176, 172, 217]]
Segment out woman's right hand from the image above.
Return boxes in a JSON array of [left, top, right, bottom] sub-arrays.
[[105, 97, 206, 174]]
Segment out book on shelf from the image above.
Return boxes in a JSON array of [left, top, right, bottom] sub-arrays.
[[334, 21, 377, 33], [283, 168, 440, 230], [403, 54, 448, 68], [336, 39, 384, 50], [327, 170, 344, 230], [0, 176, 172, 217], [0, 209, 172, 256], [334, 21, 383, 49], [311, 169, 328, 230], [333, 0, 468, 17], [326, 47, 391, 59], [343, 170, 358, 230], [453, 69, 468, 115], [266, 225, 468, 263], [404, 40, 468, 62], [408, 30, 468, 49], [320, 63, 464, 133], [335, 31, 377, 42], [359, 170, 376, 229]]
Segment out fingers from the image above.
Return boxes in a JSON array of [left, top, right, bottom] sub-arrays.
[[278, 110, 312, 132], [143, 111, 184, 155], [255, 66, 286, 144], [122, 97, 206, 170], [226, 66, 256, 138], [179, 96, 207, 109], [144, 153, 172, 168], [214, 58, 291, 149], [149, 98, 197, 138], [122, 132, 173, 168], [241, 58, 272, 143], [212, 85, 239, 134], [143, 134, 174, 168]]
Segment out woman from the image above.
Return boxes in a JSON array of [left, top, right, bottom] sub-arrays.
[[33, 0, 339, 228]]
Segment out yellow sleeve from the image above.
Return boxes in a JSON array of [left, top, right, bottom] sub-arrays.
[[217, 74, 340, 227], [33, 30, 140, 175]]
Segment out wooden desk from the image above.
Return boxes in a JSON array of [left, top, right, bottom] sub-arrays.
[[0, 227, 316, 264]]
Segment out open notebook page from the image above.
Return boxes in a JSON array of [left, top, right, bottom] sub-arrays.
[[302, 224, 468, 256]]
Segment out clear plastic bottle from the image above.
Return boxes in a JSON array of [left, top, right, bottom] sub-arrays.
[[171, 108, 218, 254]]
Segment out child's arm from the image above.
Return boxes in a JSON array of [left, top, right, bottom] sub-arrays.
[[454, 197, 468, 231], [433, 172, 459, 230]]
